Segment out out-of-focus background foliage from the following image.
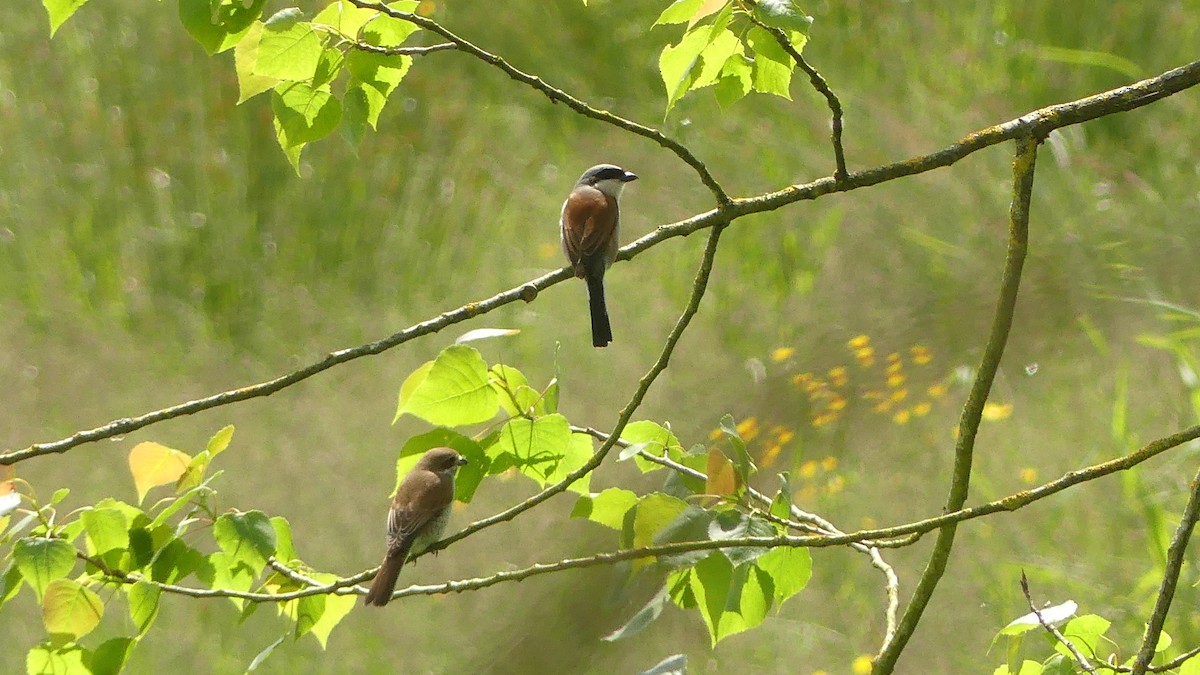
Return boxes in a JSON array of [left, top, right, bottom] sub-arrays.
[[3, 0, 1200, 672]]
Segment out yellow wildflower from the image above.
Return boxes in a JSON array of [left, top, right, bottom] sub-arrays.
[[890, 388, 908, 402], [851, 655, 874, 675], [928, 383, 948, 399], [771, 347, 795, 362], [828, 396, 847, 411], [737, 417, 760, 440], [981, 402, 1013, 421], [1019, 467, 1037, 484], [910, 345, 932, 364], [826, 475, 846, 494], [847, 335, 870, 349], [828, 366, 849, 386], [820, 456, 838, 471], [792, 372, 812, 387], [760, 443, 783, 468], [913, 402, 932, 417], [886, 373, 907, 388], [893, 409, 911, 425], [799, 460, 818, 478]]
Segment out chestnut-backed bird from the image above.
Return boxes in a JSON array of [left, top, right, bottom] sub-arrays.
[[363, 447, 467, 607], [560, 164, 638, 347]]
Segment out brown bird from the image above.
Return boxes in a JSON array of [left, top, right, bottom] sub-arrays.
[[560, 163, 639, 347], [363, 447, 468, 607]]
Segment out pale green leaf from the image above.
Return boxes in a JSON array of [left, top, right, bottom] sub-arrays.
[[255, 15, 322, 80], [41, 578, 103, 640], [14, 537, 76, 599], [395, 344, 498, 426], [213, 510, 276, 574], [41, 0, 90, 37], [234, 22, 280, 103], [571, 488, 638, 530]]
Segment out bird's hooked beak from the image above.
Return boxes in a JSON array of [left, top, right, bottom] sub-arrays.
[[456, 456, 469, 466], [621, 171, 638, 182]]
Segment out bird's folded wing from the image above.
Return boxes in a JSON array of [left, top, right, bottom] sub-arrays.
[[561, 186, 617, 262]]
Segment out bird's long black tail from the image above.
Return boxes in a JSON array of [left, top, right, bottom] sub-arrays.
[[586, 272, 612, 348]]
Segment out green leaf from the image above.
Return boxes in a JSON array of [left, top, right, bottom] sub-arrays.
[[632, 493, 691, 559], [271, 516, 298, 563], [752, 0, 813, 33], [652, 505, 716, 570], [362, 6, 422, 47], [571, 488, 638, 530], [312, 47, 347, 89], [42, 578, 104, 640], [206, 425, 235, 458], [301, 572, 357, 648], [689, 554, 771, 645], [80, 508, 129, 557], [1, 563, 25, 610], [26, 642, 88, 675], [717, 414, 756, 489], [395, 345, 499, 426], [1055, 615, 1110, 660], [311, 0, 378, 38], [490, 365, 541, 417], [42, 0, 91, 37], [755, 545, 811, 608], [206, 551, 256, 609], [127, 581, 160, 637], [246, 634, 287, 672], [14, 537, 76, 599], [769, 472, 793, 521], [213, 510, 276, 574], [295, 593, 325, 639], [495, 414, 581, 489], [272, 82, 342, 146], [619, 421, 683, 472], [654, 0, 705, 25], [659, 26, 711, 113], [234, 22, 280, 103], [746, 26, 794, 99], [548, 432, 593, 495], [710, 511, 774, 566], [49, 488, 71, 506], [255, 14, 322, 81], [692, 30, 741, 89], [90, 638, 135, 675], [151, 539, 209, 584], [602, 585, 670, 641], [178, 0, 266, 55]]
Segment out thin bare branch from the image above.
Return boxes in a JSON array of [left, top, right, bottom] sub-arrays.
[[1131, 464, 1200, 673], [1021, 571, 1097, 673], [742, 8, 847, 180], [348, 0, 730, 206], [875, 135, 1040, 673], [352, 41, 456, 56]]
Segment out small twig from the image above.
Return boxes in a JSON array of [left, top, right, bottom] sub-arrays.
[[352, 41, 457, 56], [875, 135, 1040, 673], [349, 0, 730, 206], [742, 9, 847, 181], [1020, 572, 1097, 673], [266, 557, 323, 588], [1130, 464, 1200, 673]]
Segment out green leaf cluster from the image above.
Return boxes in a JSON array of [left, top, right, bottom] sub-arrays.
[[393, 343, 590, 497], [40, 0, 427, 172], [1, 426, 356, 673], [654, 0, 812, 113]]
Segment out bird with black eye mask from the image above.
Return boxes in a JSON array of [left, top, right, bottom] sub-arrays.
[[560, 163, 639, 348]]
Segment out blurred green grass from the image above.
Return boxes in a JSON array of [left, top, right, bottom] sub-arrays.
[[3, 0, 1200, 672]]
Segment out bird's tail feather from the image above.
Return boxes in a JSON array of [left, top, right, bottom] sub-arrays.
[[364, 542, 411, 607], [587, 273, 612, 348]]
